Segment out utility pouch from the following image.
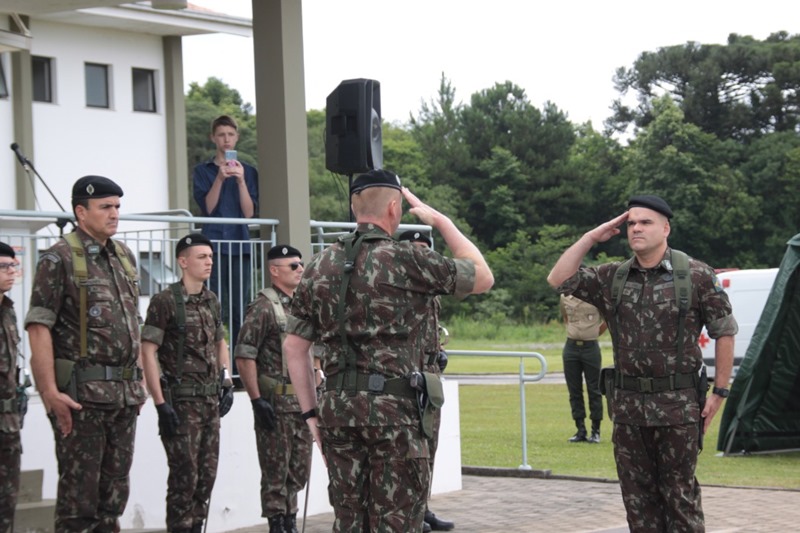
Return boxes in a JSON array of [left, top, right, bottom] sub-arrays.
[[160, 375, 173, 407], [54, 359, 77, 401], [258, 375, 279, 399], [419, 371, 445, 439], [599, 366, 616, 419]]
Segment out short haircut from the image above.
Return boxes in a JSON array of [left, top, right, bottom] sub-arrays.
[[211, 115, 238, 134], [352, 187, 401, 219]]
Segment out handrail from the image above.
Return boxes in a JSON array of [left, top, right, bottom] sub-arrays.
[[446, 350, 548, 471]]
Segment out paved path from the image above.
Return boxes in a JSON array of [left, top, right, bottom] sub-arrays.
[[230, 472, 800, 533]]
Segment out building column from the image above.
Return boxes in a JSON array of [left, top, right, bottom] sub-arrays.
[[163, 35, 188, 211], [252, 0, 311, 256], [10, 15, 34, 211]]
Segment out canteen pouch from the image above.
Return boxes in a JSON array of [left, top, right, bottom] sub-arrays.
[[54, 358, 77, 401], [419, 371, 445, 439], [599, 366, 616, 419], [258, 375, 279, 399]]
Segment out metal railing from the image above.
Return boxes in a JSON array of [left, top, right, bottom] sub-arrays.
[[446, 350, 548, 470]]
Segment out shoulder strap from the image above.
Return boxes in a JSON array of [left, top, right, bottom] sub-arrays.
[[170, 282, 187, 383], [611, 257, 635, 310], [259, 287, 289, 379], [335, 231, 392, 393], [64, 233, 89, 360], [671, 250, 692, 367], [111, 240, 137, 283]]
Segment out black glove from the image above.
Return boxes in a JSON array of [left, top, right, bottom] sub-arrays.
[[219, 386, 234, 418], [437, 350, 449, 372], [251, 397, 276, 431], [156, 402, 181, 437]]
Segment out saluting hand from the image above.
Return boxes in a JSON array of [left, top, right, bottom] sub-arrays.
[[587, 212, 629, 244], [402, 187, 443, 227]]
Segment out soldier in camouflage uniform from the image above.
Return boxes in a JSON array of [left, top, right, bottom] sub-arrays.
[[141, 233, 233, 533], [547, 195, 738, 532], [397, 230, 454, 533], [284, 169, 494, 532], [26, 176, 148, 533], [0, 242, 22, 533], [236, 244, 311, 533]]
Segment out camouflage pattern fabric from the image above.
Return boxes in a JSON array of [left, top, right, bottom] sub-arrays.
[[236, 288, 312, 518], [0, 297, 21, 532], [420, 297, 443, 493], [25, 229, 147, 408], [142, 284, 224, 393], [50, 406, 138, 533], [142, 284, 224, 530], [557, 248, 737, 531], [24, 229, 147, 531], [613, 422, 703, 532], [323, 424, 430, 532], [287, 223, 475, 531], [161, 401, 220, 531]]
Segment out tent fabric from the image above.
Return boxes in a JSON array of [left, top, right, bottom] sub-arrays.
[[718, 233, 800, 454]]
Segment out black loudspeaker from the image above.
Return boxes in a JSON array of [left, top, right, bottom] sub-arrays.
[[325, 78, 383, 175]]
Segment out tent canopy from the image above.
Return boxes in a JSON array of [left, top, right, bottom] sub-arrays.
[[718, 233, 800, 454]]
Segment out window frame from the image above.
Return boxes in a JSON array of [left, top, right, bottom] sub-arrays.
[[85, 62, 111, 109], [132, 67, 157, 113], [32, 55, 54, 103]]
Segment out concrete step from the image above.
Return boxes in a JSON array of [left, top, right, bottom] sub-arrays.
[[14, 498, 55, 533]]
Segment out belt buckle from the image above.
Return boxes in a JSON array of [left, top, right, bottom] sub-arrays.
[[103, 366, 116, 380], [367, 374, 385, 394], [575, 340, 585, 346], [637, 377, 653, 393]]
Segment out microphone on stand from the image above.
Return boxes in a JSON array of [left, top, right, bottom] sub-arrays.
[[10, 143, 31, 171]]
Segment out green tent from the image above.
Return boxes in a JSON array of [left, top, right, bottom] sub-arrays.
[[718, 233, 800, 454]]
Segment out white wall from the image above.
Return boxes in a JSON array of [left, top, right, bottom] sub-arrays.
[[21, 380, 462, 531], [3, 19, 170, 216]]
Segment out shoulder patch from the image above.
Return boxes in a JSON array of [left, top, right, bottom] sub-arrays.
[[712, 273, 724, 292], [38, 252, 61, 264]]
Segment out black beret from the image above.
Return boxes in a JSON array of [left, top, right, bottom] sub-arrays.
[[397, 230, 432, 247], [350, 169, 402, 195], [0, 241, 15, 259], [72, 175, 124, 200], [175, 233, 213, 257], [627, 194, 673, 219], [267, 245, 302, 261]]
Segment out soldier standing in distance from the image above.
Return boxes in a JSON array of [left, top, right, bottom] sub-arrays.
[[140, 233, 233, 533], [26, 176, 148, 532], [236, 244, 313, 533], [284, 169, 494, 532], [396, 230, 454, 533], [547, 195, 738, 532], [0, 242, 22, 533], [559, 294, 606, 443]]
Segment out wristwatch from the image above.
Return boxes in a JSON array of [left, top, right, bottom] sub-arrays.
[[712, 386, 730, 398]]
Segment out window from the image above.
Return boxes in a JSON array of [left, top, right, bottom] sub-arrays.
[[85, 62, 109, 108], [132, 68, 156, 112], [32, 55, 53, 103], [0, 56, 8, 98]]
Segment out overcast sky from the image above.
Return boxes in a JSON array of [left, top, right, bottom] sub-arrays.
[[183, 0, 800, 127]]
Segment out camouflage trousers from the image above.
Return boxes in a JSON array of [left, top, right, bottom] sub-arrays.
[[613, 422, 704, 533], [50, 406, 138, 533], [322, 424, 430, 533], [161, 400, 220, 532], [0, 430, 21, 533], [255, 410, 312, 518]]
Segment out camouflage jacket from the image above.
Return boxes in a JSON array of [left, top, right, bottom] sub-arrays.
[[287, 223, 476, 427], [235, 286, 300, 413], [24, 228, 146, 409], [141, 283, 224, 396], [557, 248, 738, 426], [0, 296, 20, 432]]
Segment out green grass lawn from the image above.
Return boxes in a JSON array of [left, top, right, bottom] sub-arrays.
[[458, 383, 800, 489]]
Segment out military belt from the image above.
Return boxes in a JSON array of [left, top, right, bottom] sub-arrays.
[[567, 338, 598, 346], [75, 364, 143, 383], [171, 382, 219, 398], [616, 372, 696, 393], [326, 372, 417, 399], [0, 397, 18, 413], [273, 383, 296, 396]]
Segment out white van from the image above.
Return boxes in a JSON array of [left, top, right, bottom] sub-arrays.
[[700, 268, 779, 380]]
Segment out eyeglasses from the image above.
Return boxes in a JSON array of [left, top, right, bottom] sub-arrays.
[[275, 261, 304, 271], [0, 262, 18, 272]]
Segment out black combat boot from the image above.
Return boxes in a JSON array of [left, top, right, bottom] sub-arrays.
[[423, 520, 432, 532], [424, 509, 454, 531], [284, 513, 298, 533], [568, 419, 587, 443], [268, 514, 286, 533], [588, 420, 601, 444]]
